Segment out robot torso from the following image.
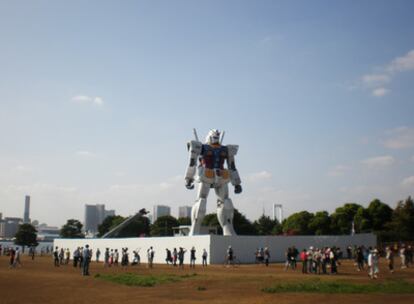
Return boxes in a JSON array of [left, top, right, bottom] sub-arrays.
[[200, 144, 228, 169]]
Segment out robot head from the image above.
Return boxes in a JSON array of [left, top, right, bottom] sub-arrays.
[[206, 129, 221, 144]]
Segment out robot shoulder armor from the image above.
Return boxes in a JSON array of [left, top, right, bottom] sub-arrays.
[[187, 140, 203, 153], [226, 145, 239, 156]]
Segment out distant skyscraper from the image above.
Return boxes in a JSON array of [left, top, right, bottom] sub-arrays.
[[24, 195, 30, 223], [84, 204, 115, 234], [273, 204, 283, 223], [153, 205, 171, 222], [0, 217, 23, 238], [178, 206, 192, 218]]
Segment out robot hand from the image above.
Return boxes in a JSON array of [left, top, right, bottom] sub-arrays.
[[185, 178, 194, 190], [234, 185, 242, 194]]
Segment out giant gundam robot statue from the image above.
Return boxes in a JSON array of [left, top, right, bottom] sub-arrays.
[[185, 129, 242, 236]]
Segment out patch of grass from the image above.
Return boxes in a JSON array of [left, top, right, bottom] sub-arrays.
[[95, 273, 194, 287], [197, 286, 206, 291], [262, 279, 414, 294]]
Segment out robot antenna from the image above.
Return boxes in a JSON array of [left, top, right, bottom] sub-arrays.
[[193, 128, 200, 141], [220, 131, 225, 144]]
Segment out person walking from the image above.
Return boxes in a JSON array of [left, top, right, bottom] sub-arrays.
[[165, 249, 172, 265], [12, 247, 21, 268]]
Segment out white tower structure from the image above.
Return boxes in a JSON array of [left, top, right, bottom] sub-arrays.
[[273, 204, 283, 223]]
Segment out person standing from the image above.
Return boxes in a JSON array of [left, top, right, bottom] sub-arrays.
[[147, 247, 154, 268], [104, 248, 110, 267], [64, 248, 70, 265], [178, 247, 186, 268], [95, 248, 101, 263], [385, 246, 394, 273], [400, 244, 407, 269], [173, 248, 178, 267], [190, 247, 196, 268], [226, 246, 233, 267], [264, 247, 270, 267], [53, 247, 59, 267], [368, 248, 379, 279], [300, 249, 307, 273], [202, 249, 208, 267], [82, 245, 91, 276], [114, 249, 119, 266]]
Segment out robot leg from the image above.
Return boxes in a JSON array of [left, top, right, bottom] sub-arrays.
[[189, 182, 210, 236], [216, 184, 236, 236]]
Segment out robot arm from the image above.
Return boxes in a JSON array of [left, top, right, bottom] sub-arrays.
[[185, 140, 202, 189], [227, 145, 242, 193]]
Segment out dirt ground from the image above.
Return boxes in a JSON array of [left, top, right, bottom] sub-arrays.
[[0, 256, 413, 304]]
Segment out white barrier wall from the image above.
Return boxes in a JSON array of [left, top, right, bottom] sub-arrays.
[[54, 233, 376, 265], [209, 233, 376, 264], [54, 235, 211, 265]]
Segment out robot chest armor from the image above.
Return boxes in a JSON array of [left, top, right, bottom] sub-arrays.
[[201, 145, 227, 169]]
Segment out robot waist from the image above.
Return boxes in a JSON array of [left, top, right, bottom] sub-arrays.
[[196, 168, 230, 183]]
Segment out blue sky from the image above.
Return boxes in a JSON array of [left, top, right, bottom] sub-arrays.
[[0, 0, 413, 227]]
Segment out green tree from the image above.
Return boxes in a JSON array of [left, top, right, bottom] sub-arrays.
[[97, 215, 126, 237], [150, 215, 179, 236], [202, 213, 222, 235], [60, 219, 84, 238], [201, 210, 256, 235], [14, 224, 38, 252], [253, 215, 279, 235], [366, 199, 393, 231], [282, 211, 315, 235], [233, 209, 257, 235], [178, 217, 191, 226], [387, 196, 414, 241], [330, 203, 362, 235], [308, 211, 331, 235], [119, 215, 150, 237], [353, 207, 371, 232]]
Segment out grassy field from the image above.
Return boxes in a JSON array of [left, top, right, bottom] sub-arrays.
[[0, 255, 413, 304]]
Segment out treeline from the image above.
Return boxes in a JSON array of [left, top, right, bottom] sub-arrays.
[[58, 196, 414, 242]]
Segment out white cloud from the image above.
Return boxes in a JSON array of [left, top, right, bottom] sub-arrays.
[[248, 171, 272, 182], [361, 155, 395, 167], [372, 87, 389, 97], [71, 95, 104, 106], [75, 150, 96, 158], [387, 50, 414, 73], [357, 49, 414, 96], [383, 127, 414, 149], [402, 176, 414, 187], [327, 165, 350, 177], [361, 73, 391, 87]]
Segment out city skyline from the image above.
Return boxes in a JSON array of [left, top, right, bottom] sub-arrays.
[[0, 1, 413, 227]]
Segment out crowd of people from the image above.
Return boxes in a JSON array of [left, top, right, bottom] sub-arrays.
[[2, 242, 413, 280]]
